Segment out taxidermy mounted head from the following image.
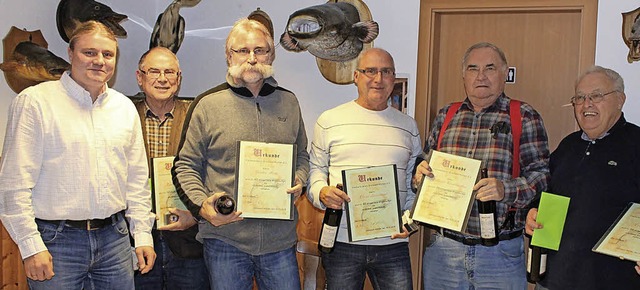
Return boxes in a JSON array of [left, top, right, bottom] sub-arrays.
[[56, 0, 128, 43], [1, 27, 70, 93], [279, 2, 378, 62], [622, 7, 640, 63]]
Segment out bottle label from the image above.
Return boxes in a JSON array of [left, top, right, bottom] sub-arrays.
[[527, 247, 533, 271], [540, 253, 547, 274], [319, 224, 339, 248], [479, 213, 496, 238]]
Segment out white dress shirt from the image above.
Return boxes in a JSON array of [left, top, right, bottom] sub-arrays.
[[0, 72, 154, 259]]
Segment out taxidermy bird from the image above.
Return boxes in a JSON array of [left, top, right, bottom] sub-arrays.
[[150, 0, 202, 53]]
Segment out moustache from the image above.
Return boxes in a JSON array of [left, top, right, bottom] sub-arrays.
[[228, 62, 274, 80]]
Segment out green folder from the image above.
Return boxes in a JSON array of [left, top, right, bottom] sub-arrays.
[[530, 192, 571, 251]]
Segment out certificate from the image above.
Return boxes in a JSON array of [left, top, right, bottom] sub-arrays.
[[235, 141, 295, 220], [342, 164, 402, 242], [410, 150, 481, 232], [592, 202, 640, 261], [151, 156, 187, 228]]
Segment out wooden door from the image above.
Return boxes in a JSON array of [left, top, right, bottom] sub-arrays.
[[411, 1, 597, 289], [415, 0, 598, 151]]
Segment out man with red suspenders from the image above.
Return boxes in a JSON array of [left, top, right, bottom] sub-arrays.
[[413, 42, 550, 289]]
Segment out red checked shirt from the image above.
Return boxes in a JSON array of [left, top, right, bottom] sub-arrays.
[[424, 94, 550, 236]]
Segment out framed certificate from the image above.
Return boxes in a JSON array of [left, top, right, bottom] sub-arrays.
[[410, 150, 481, 232], [151, 156, 187, 227], [235, 141, 295, 220], [341, 164, 402, 242], [592, 202, 640, 261]]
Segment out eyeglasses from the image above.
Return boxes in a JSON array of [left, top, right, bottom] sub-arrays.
[[356, 68, 396, 78], [139, 68, 180, 80], [230, 47, 270, 57], [570, 90, 617, 105]]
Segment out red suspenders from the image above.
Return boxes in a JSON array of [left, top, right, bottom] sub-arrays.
[[437, 100, 522, 178]]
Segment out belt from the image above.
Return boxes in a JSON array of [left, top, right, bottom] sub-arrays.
[[36, 210, 124, 231], [439, 228, 522, 246]]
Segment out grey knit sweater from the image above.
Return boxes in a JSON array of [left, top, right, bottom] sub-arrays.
[[172, 75, 309, 255]]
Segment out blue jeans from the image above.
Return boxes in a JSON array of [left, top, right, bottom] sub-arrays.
[[29, 214, 134, 290], [423, 232, 527, 290], [135, 230, 209, 290], [203, 238, 300, 290], [321, 242, 413, 290]]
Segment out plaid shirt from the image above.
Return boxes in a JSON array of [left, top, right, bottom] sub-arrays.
[[425, 94, 550, 236], [144, 103, 174, 159]]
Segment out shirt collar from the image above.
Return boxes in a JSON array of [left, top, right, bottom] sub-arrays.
[[61, 71, 109, 105], [144, 100, 175, 119], [225, 73, 278, 98], [461, 93, 509, 113], [580, 113, 626, 141]]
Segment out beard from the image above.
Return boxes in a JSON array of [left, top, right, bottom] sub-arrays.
[[228, 62, 274, 86]]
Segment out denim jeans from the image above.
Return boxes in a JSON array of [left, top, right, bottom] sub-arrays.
[[203, 238, 301, 290], [28, 214, 134, 290], [423, 232, 527, 290], [321, 242, 413, 290], [135, 230, 209, 290]]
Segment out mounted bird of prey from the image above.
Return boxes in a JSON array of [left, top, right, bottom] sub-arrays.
[[150, 0, 202, 53]]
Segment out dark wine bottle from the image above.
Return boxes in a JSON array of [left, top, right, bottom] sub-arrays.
[[214, 194, 235, 215], [526, 233, 547, 283], [318, 184, 343, 254], [477, 168, 499, 246]]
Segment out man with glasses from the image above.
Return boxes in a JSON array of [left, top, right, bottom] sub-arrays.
[[414, 42, 550, 289], [526, 66, 640, 289], [307, 48, 422, 290], [172, 18, 309, 290], [130, 46, 209, 290]]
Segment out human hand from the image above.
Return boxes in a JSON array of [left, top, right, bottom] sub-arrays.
[[199, 192, 243, 226], [525, 208, 543, 235], [24, 251, 54, 281], [286, 177, 304, 199], [635, 261, 640, 276], [412, 161, 434, 189], [319, 184, 350, 210], [473, 177, 505, 202], [135, 246, 156, 274], [157, 208, 197, 231], [391, 226, 410, 239]]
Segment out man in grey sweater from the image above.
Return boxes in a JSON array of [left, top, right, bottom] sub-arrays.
[[172, 18, 309, 290]]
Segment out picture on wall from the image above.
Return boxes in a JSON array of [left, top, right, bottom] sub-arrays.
[[388, 77, 408, 113]]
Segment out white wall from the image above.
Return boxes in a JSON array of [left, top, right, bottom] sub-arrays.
[[0, 0, 420, 154], [1, 1, 639, 155], [596, 2, 640, 125]]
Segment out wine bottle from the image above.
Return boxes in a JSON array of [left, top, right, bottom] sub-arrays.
[[477, 168, 499, 246], [318, 184, 343, 254], [214, 194, 235, 215], [526, 233, 548, 282]]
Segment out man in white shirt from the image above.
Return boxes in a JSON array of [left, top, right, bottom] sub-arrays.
[[0, 21, 155, 290], [308, 48, 422, 290]]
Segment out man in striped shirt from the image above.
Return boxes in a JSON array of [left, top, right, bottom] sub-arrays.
[[308, 48, 423, 290]]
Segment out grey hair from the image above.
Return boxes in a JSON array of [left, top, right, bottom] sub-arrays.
[[461, 42, 508, 73], [575, 65, 625, 93]]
